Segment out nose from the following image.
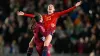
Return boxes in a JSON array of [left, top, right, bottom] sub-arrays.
[[49, 9, 52, 10]]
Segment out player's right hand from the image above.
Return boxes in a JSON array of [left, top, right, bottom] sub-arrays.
[[75, 1, 82, 7], [17, 11, 24, 16]]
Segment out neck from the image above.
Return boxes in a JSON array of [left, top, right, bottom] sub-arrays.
[[48, 12, 53, 15]]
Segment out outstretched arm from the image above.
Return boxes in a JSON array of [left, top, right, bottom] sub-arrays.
[[17, 11, 35, 18], [57, 1, 82, 16]]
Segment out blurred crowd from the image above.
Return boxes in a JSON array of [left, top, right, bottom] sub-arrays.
[[0, 0, 100, 56]]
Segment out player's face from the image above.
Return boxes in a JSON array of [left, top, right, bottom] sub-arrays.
[[47, 4, 55, 14]]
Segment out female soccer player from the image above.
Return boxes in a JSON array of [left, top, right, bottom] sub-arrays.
[[27, 14, 52, 56], [17, 1, 82, 56]]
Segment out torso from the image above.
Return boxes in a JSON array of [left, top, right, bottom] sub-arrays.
[[42, 13, 59, 32], [33, 23, 44, 46]]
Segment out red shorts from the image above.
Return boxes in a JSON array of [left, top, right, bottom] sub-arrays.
[[36, 44, 52, 56]]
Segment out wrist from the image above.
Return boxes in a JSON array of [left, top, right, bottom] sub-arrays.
[[23, 13, 25, 15]]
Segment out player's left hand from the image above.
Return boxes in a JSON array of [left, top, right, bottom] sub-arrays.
[[75, 1, 82, 7]]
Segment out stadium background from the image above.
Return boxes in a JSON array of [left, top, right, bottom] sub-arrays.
[[0, 0, 100, 56]]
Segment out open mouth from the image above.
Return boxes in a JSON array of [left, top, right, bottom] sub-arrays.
[[49, 8, 52, 10]]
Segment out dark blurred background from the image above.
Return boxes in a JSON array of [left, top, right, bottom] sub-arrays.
[[0, 0, 100, 56]]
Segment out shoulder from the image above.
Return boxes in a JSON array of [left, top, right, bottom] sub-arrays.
[[42, 14, 47, 17], [37, 22, 43, 27], [54, 12, 60, 14], [37, 23, 45, 31], [52, 12, 59, 16], [38, 23, 45, 29]]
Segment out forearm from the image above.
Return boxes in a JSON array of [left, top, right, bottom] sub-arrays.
[[24, 13, 35, 18], [58, 6, 76, 16]]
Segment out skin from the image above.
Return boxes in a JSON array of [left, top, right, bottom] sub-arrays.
[[47, 4, 55, 15], [29, 37, 34, 48]]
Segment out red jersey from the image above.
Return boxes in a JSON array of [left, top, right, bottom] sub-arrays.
[[33, 22, 47, 46], [24, 6, 76, 31], [33, 22, 44, 47]]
